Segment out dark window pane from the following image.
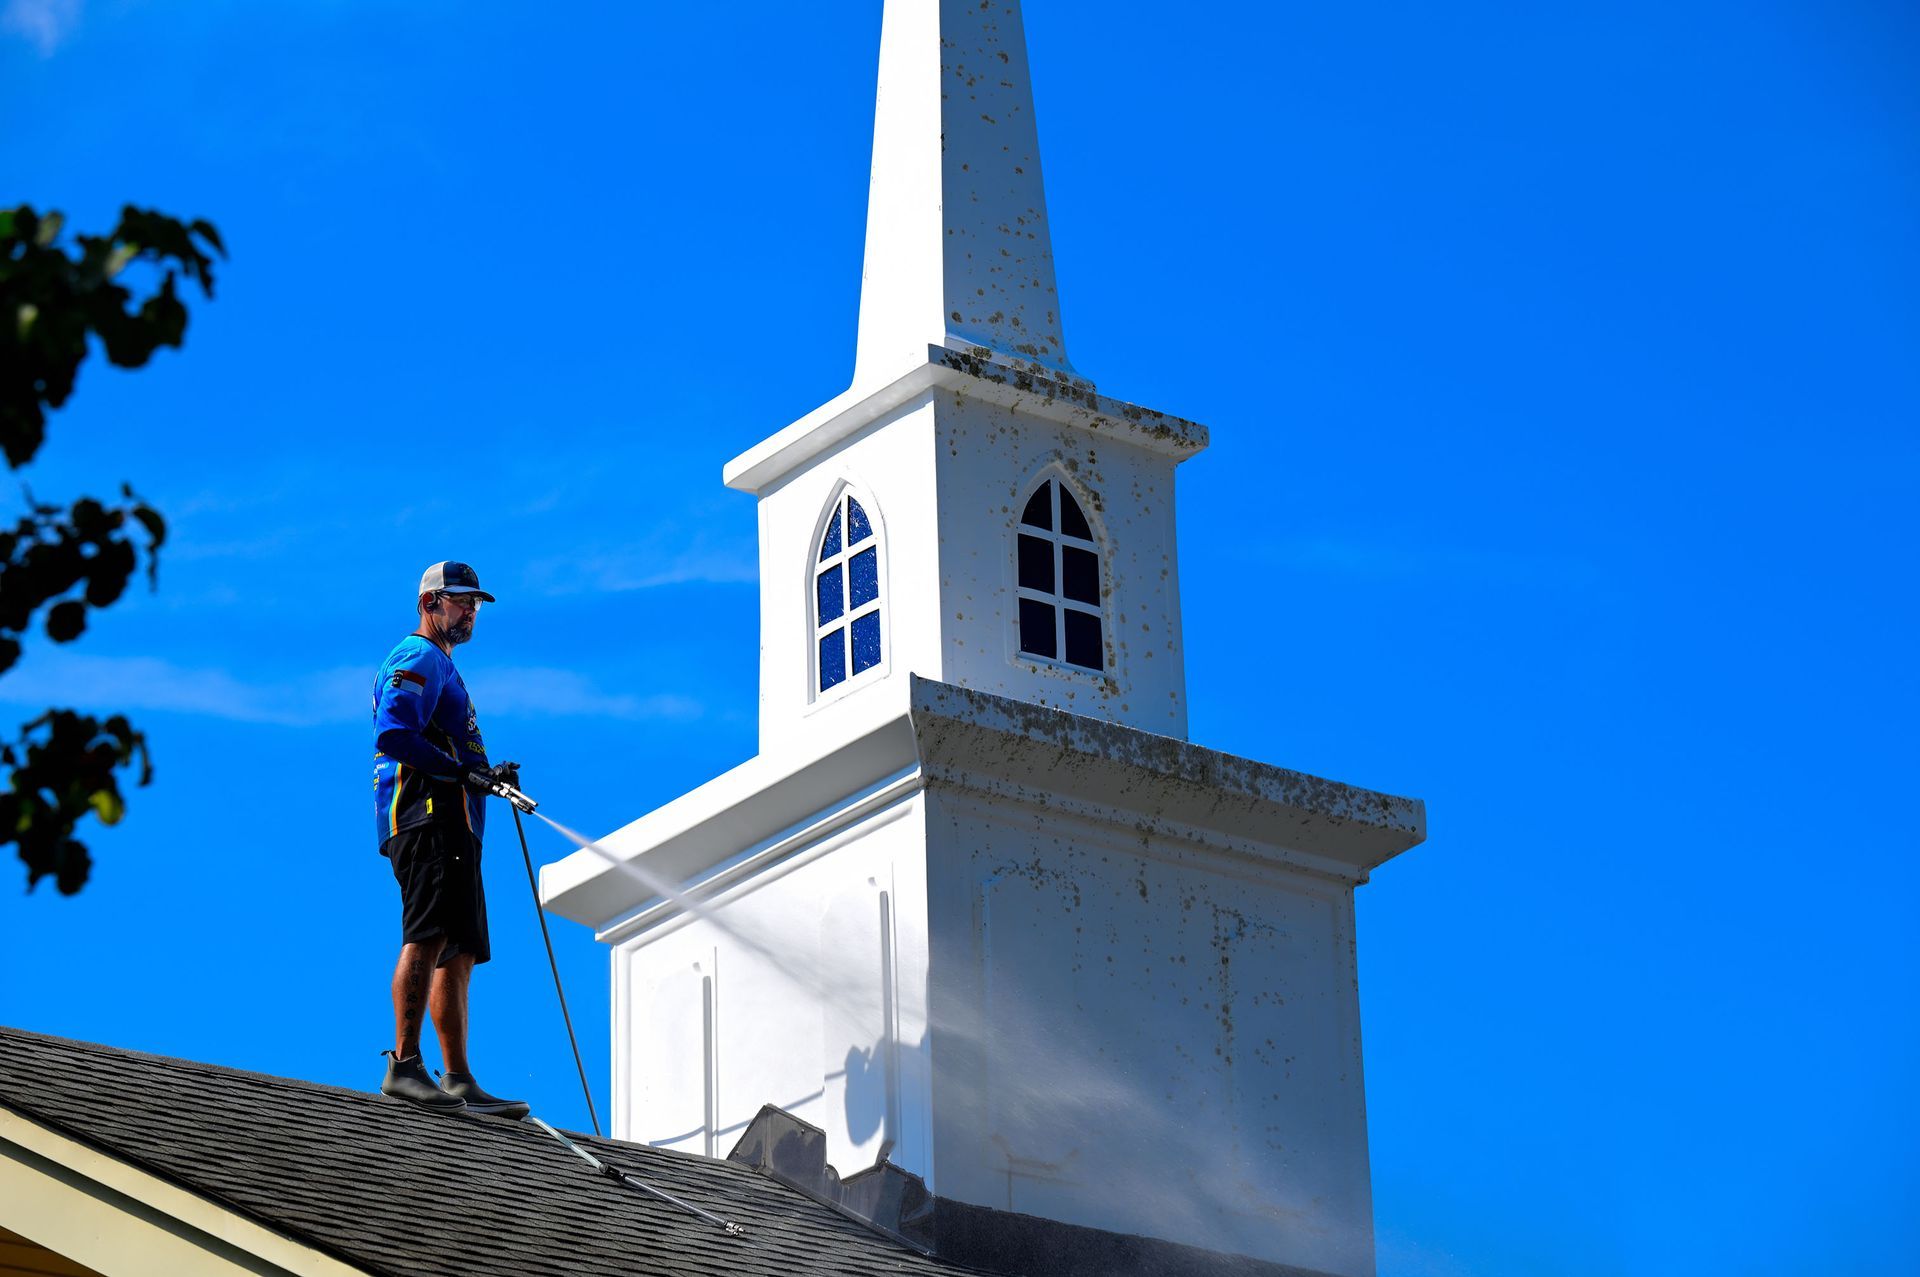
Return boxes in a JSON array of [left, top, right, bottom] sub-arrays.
[[1059, 488, 1093, 541], [817, 565, 845, 623], [1019, 599, 1057, 659], [851, 611, 883, 674], [819, 630, 847, 691], [1017, 534, 1055, 592], [847, 497, 873, 546], [1020, 483, 1052, 530], [821, 509, 843, 560], [1064, 609, 1103, 670], [849, 548, 879, 608], [1062, 546, 1099, 605]]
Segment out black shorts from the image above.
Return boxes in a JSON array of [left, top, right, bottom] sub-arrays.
[[384, 824, 490, 967]]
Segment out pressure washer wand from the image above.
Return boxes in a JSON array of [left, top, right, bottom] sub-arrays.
[[470, 771, 538, 814], [475, 772, 603, 1136]]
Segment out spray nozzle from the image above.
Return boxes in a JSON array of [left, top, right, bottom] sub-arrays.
[[470, 770, 538, 813]]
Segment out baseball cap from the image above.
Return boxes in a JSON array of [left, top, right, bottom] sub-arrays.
[[418, 561, 497, 603]]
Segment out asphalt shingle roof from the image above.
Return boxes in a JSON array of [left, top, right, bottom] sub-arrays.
[[0, 1025, 984, 1277]]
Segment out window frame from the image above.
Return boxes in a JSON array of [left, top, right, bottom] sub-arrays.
[[1009, 469, 1110, 678], [807, 482, 889, 707]]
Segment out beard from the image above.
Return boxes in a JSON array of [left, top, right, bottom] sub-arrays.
[[447, 618, 475, 645]]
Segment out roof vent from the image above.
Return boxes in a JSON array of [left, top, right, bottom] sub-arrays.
[[726, 1105, 933, 1250]]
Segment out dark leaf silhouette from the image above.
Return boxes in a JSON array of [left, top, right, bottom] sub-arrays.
[[4, 710, 150, 895], [1, 203, 220, 892], [0, 490, 164, 655], [44, 601, 86, 642], [3, 203, 221, 468]]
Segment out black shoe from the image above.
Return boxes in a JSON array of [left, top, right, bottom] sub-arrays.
[[381, 1051, 466, 1113], [439, 1070, 530, 1119]]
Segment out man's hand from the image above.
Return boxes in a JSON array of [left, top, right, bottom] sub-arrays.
[[466, 760, 520, 795], [465, 760, 535, 813]]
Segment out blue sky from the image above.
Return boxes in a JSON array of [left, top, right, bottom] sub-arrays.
[[3, 1, 1915, 1273]]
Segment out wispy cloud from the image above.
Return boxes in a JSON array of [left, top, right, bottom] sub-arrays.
[[522, 543, 757, 595], [2, 0, 82, 56], [0, 652, 704, 727], [0, 652, 365, 727], [479, 667, 704, 723], [167, 527, 314, 563]]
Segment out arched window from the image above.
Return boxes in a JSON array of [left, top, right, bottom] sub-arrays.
[[1015, 476, 1104, 671], [815, 491, 884, 694]]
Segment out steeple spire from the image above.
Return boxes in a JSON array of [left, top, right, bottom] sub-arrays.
[[853, 0, 1075, 390]]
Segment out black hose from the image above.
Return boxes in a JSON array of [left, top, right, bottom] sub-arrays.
[[512, 805, 602, 1137]]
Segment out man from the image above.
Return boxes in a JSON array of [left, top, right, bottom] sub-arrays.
[[371, 560, 528, 1118]]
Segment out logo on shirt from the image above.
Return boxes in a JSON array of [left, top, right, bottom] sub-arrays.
[[390, 669, 427, 694]]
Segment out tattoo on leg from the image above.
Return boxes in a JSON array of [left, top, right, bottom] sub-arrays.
[[402, 957, 426, 1041]]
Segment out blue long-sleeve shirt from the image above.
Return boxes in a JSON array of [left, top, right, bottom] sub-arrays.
[[371, 635, 490, 849]]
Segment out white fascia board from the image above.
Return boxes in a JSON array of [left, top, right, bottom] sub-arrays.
[[722, 346, 1210, 496], [906, 676, 1426, 877], [721, 364, 945, 497], [0, 1105, 371, 1277], [539, 681, 921, 929]]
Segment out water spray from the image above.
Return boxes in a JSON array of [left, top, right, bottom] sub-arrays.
[[528, 809, 863, 1004], [484, 765, 832, 1140]]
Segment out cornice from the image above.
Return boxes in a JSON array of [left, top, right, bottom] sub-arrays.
[[722, 346, 1209, 497], [540, 676, 1423, 931]]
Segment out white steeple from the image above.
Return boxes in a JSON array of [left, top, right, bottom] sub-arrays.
[[544, 7, 1425, 1277], [854, 0, 1075, 388]]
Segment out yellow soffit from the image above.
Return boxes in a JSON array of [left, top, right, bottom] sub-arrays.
[[0, 1105, 371, 1277]]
